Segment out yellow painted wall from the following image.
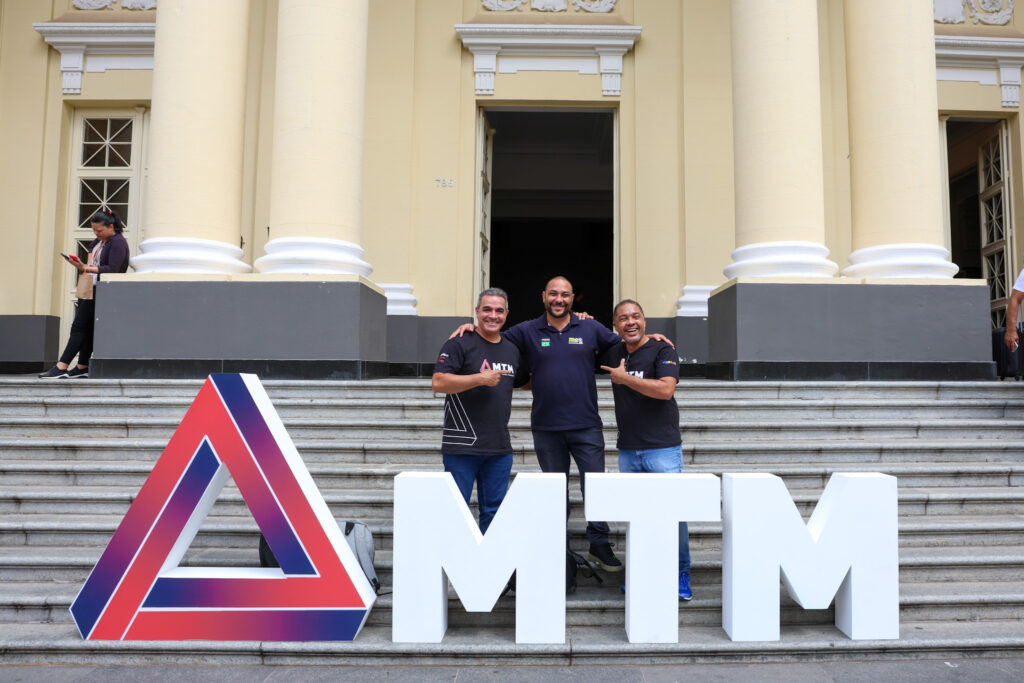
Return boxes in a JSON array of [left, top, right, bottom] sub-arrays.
[[629, 0, 683, 316], [9, 0, 1020, 330], [820, 0, 852, 271], [680, 0, 735, 290], [361, 0, 416, 288], [0, 1, 60, 316]]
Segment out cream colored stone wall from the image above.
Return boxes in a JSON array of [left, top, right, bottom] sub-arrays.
[[0, 1, 63, 317], [680, 0, 735, 288], [7, 0, 1018, 330]]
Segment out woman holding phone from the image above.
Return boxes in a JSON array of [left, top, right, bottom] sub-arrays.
[[39, 209, 130, 378]]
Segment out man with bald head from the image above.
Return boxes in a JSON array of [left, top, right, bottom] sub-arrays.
[[456, 275, 623, 571]]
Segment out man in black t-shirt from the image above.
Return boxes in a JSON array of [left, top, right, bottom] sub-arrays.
[[432, 288, 523, 534], [599, 299, 693, 600]]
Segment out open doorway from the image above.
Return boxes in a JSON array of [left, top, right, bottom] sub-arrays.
[[482, 110, 614, 327], [946, 118, 1014, 328]]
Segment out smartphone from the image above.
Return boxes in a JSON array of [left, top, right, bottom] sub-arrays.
[[68, 254, 81, 263], [59, 253, 70, 261]]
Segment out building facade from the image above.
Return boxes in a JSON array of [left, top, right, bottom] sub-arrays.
[[0, 0, 1016, 379]]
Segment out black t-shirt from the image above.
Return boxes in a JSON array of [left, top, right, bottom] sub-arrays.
[[599, 339, 681, 450], [433, 332, 523, 455]]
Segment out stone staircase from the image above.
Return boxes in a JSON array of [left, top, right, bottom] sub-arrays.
[[1, 377, 1023, 665]]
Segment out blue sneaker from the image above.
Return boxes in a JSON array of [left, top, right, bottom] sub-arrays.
[[679, 572, 692, 601]]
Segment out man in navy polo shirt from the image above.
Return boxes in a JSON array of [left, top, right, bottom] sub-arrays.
[[599, 299, 692, 600], [456, 275, 624, 571]]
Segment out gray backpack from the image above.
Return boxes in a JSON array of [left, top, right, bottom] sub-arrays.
[[342, 520, 380, 594], [258, 520, 380, 594]]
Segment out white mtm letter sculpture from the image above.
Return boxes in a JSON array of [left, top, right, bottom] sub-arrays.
[[722, 472, 899, 641], [391, 472, 566, 644], [586, 473, 722, 643]]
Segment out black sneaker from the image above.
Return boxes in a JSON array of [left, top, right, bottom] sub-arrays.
[[38, 366, 68, 379], [66, 366, 89, 378], [587, 542, 623, 573]]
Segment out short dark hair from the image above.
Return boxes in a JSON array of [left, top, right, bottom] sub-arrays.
[[477, 287, 509, 309], [544, 275, 573, 293], [613, 298, 644, 319], [90, 208, 124, 233]]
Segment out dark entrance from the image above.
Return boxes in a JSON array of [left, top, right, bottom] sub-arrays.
[[487, 110, 614, 328], [945, 118, 1010, 328]]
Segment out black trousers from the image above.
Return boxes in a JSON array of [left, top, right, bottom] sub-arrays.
[[532, 426, 610, 545], [59, 298, 96, 366]]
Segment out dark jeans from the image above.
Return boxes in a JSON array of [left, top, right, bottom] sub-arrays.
[[531, 427, 610, 545], [59, 298, 95, 367], [442, 453, 514, 534]]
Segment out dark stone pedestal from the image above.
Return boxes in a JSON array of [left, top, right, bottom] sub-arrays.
[[706, 281, 996, 381], [0, 315, 60, 373], [90, 279, 388, 380]]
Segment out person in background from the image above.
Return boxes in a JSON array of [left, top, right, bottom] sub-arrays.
[[599, 298, 693, 600], [39, 209, 129, 379], [1004, 268, 1024, 351]]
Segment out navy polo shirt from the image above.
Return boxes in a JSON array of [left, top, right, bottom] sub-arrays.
[[503, 313, 620, 431]]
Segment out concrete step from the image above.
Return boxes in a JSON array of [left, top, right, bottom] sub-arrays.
[[3, 510, 1023, 557], [9, 377, 1024, 400], [2, 481, 1022, 521], [4, 415, 1024, 442], [7, 395, 1024, 421], [3, 437, 1021, 466], [5, 579, 1023, 628], [3, 615, 1024, 666], [2, 459, 1021, 490], [2, 544, 1022, 587]]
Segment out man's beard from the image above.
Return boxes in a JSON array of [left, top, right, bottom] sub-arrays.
[[545, 302, 570, 319]]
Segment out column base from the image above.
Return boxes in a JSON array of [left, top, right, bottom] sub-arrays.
[[707, 280, 994, 381], [841, 243, 959, 278], [379, 283, 418, 315], [0, 315, 60, 373], [723, 241, 839, 279], [255, 237, 372, 276], [131, 237, 252, 274], [90, 279, 386, 379], [675, 285, 714, 317]]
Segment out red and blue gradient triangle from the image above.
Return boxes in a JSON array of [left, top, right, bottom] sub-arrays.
[[70, 373, 376, 641]]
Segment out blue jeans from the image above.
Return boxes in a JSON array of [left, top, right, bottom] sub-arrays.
[[618, 445, 691, 575], [532, 427, 610, 545], [442, 453, 514, 534]]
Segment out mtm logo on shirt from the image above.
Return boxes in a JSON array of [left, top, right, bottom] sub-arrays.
[[628, 370, 645, 379], [480, 359, 515, 374], [568, 337, 584, 345]]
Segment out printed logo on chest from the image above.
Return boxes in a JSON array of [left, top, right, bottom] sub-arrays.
[[480, 359, 515, 374]]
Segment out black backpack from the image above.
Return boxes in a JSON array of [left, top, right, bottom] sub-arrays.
[[566, 549, 603, 593]]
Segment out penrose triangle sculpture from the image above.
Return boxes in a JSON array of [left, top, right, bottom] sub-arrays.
[[70, 373, 376, 641]]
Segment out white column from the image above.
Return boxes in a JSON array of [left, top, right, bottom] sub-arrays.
[[724, 0, 838, 279], [841, 0, 957, 278], [132, 0, 251, 274], [255, 0, 372, 275]]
